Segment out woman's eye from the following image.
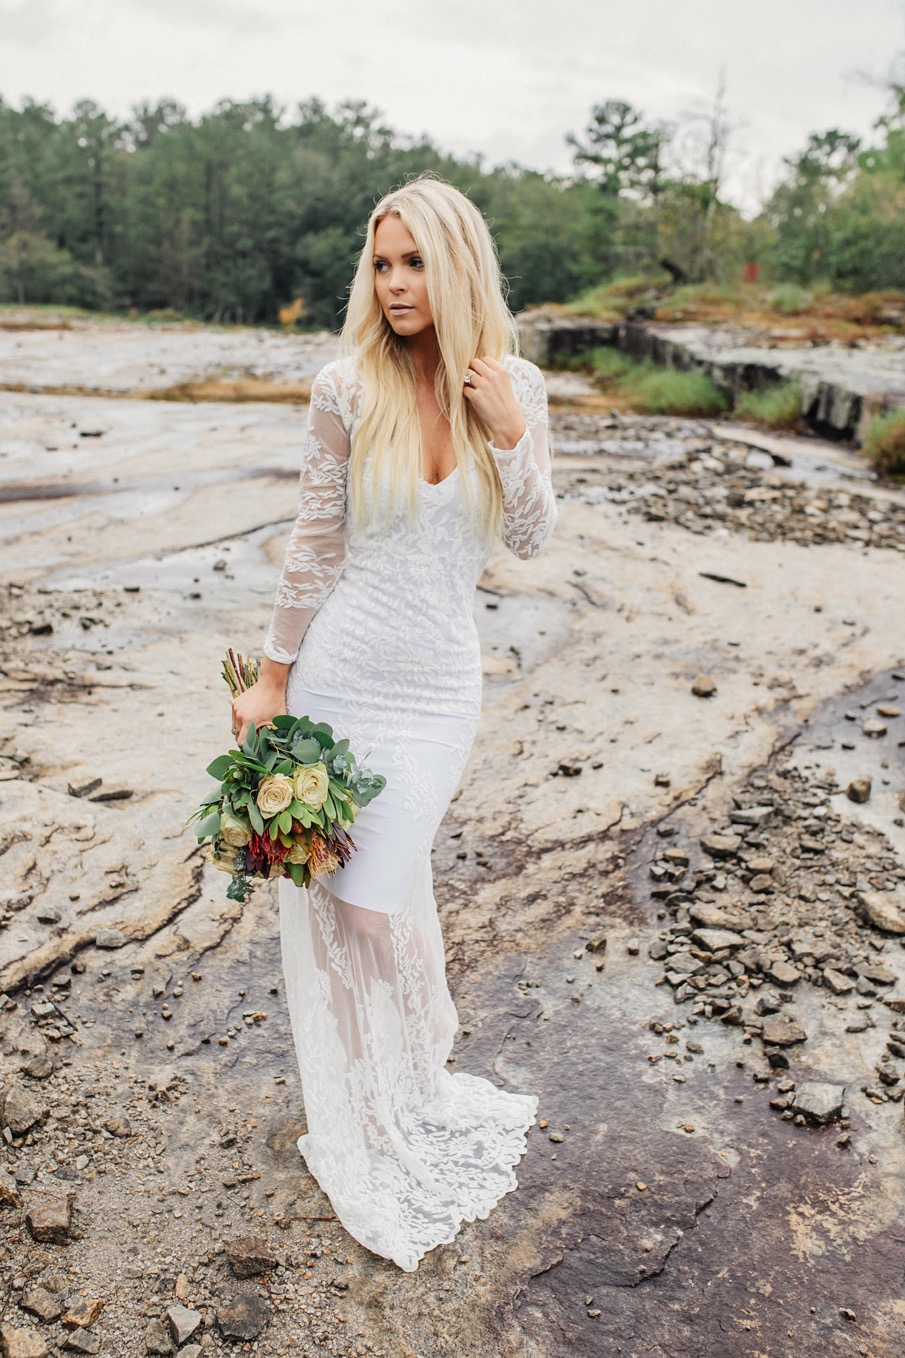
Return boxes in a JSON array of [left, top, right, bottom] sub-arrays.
[[373, 260, 388, 272], [410, 257, 424, 269]]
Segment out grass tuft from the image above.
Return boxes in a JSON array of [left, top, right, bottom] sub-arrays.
[[862, 408, 905, 477], [586, 346, 727, 416], [734, 382, 802, 431]]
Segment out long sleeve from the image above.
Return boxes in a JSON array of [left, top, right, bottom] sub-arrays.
[[263, 364, 351, 664], [490, 358, 557, 559]]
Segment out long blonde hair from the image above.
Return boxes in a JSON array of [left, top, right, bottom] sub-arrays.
[[339, 174, 519, 540]]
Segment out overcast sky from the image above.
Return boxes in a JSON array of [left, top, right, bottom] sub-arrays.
[[3, 0, 904, 214]]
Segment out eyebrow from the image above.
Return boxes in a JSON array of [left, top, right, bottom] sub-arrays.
[[372, 250, 421, 261]]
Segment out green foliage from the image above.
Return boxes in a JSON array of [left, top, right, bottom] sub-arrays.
[[765, 285, 812, 315], [585, 345, 727, 416], [734, 382, 802, 431], [862, 408, 905, 477]]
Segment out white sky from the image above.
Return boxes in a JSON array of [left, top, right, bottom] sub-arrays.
[[2, 0, 904, 215]]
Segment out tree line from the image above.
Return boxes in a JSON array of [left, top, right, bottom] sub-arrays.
[[0, 82, 903, 327]]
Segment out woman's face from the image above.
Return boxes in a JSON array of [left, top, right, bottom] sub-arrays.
[[373, 215, 434, 339]]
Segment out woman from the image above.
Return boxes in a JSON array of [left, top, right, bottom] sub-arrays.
[[232, 174, 557, 1271]]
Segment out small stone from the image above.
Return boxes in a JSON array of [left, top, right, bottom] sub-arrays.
[[143, 1318, 172, 1354], [729, 805, 773, 827], [746, 857, 774, 875], [94, 928, 127, 949], [0, 1326, 49, 1358], [0, 1166, 21, 1208], [166, 1305, 202, 1346], [24, 1190, 74, 1243], [823, 968, 856, 995], [549, 1132, 564, 1143], [754, 990, 783, 1016], [654, 772, 671, 787], [793, 1082, 846, 1123], [857, 963, 896, 986], [224, 1235, 281, 1279], [846, 778, 872, 804], [859, 890, 905, 935], [701, 833, 742, 858], [862, 719, 887, 738], [688, 902, 743, 929], [767, 962, 800, 988], [877, 705, 901, 718], [760, 1018, 807, 1047], [691, 674, 717, 698], [61, 1297, 105, 1328], [749, 874, 774, 893], [0, 1086, 45, 1136], [691, 927, 745, 951], [20, 1286, 63, 1322], [216, 1294, 270, 1341], [62, 1332, 100, 1355], [103, 1116, 133, 1138]]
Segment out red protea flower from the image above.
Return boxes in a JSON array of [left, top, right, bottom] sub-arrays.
[[249, 830, 291, 871]]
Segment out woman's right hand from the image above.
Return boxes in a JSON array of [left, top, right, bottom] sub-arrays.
[[231, 658, 290, 745]]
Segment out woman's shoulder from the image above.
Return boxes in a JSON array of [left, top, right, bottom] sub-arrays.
[[310, 355, 362, 428]]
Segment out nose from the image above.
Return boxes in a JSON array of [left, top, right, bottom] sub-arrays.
[[388, 265, 406, 292]]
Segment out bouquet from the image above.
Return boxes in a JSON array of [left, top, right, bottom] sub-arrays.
[[189, 650, 386, 902]]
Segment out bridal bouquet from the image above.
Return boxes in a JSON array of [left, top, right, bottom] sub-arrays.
[[189, 651, 386, 902]]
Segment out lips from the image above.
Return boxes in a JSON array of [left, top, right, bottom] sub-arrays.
[[389, 305, 412, 313]]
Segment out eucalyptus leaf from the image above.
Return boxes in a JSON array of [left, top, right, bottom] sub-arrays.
[[248, 799, 264, 834]]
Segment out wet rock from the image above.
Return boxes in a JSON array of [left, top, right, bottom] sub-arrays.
[[691, 674, 717, 698], [143, 1318, 172, 1354], [166, 1304, 201, 1345], [24, 1190, 74, 1243], [823, 968, 856, 995], [846, 778, 872, 804], [0, 1085, 46, 1135], [94, 928, 127, 949], [701, 833, 742, 858], [691, 927, 745, 951], [0, 1326, 49, 1358], [216, 1293, 270, 1341], [61, 1298, 104, 1328], [20, 1286, 64, 1322], [859, 890, 905, 935], [792, 1082, 846, 1123], [760, 1018, 808, 1046]]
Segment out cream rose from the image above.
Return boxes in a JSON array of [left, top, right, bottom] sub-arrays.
[[293, 762, 329, 810], [207, 840, 241, 874], [286, 840, 309, 865], [256, 774, 294, 818], [219, 810, 251, 848]]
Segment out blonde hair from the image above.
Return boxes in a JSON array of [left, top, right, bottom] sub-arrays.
[[339, 174, 519, 540]]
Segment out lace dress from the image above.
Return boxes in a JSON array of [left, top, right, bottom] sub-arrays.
[[264, 353, 557, 1271]]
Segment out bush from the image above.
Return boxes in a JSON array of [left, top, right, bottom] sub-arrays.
[[734, 381, 801, 431], [862, 408, 905, 477], [631, 364, 727, 416], [585, 345, 727, 416], [767, 284, 812, 315]]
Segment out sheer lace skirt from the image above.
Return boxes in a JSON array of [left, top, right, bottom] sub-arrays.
[[278, 868, 537, 1271]]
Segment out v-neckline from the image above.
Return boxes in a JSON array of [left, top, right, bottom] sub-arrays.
[[419, 463, 460, 489]]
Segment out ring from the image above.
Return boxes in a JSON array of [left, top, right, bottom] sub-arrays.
[[463, 373, 473, 386]]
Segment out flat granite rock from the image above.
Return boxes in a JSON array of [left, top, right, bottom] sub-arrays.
[[792, 1082, 846, 1123]]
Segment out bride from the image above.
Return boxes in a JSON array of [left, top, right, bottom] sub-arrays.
[[231, 174, 557, 1271]]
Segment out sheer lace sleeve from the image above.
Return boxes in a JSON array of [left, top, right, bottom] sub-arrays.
[[491, 357, 557, 559], [263, 363, 351, 664]]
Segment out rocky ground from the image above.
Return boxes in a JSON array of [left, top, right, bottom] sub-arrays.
[[0, 321, 904, 1357]]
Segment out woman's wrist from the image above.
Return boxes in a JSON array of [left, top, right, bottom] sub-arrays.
[[259, 655, 290, 693], [488, 418, 527, 452]]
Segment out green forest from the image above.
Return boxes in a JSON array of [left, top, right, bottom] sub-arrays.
[[1, 82, 904, 327]]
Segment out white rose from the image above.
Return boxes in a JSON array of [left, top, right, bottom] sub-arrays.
[[219, 810, 251, 848], [256, 774, 294, 817], [286, 840, 309, 865], [293, 762, 329, 811], [207, 840, 241, 874]]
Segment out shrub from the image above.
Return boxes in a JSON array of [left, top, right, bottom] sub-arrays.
[[631, 364, 728, 416], [862, 408, 905, 477], [767, 284, 812, 315], [734, 381, 801, 431], [588, 346, 636, 381]]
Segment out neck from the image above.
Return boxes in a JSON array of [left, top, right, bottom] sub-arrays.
[[407, 327, 441, 384]]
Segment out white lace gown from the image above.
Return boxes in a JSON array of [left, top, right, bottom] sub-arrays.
[[263, 353, 557, 1271]]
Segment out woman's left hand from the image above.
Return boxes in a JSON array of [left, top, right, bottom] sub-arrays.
[[463, 357, 527, 451]]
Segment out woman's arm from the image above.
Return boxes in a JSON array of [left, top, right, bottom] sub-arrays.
[[465, 356, 557, 559], [232, 365, 350, 741]]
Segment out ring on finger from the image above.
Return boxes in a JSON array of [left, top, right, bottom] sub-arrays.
[[463, 372, 474, 386]]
